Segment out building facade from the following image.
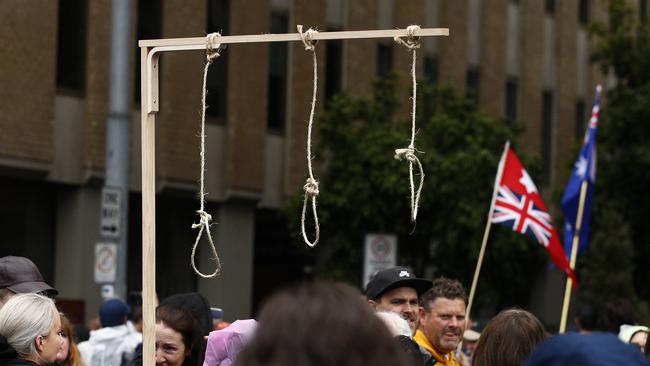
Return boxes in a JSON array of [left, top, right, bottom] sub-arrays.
[[1, 0, 631, 325]]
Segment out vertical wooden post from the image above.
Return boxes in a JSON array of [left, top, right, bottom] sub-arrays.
[[141, 46, 157, 366]]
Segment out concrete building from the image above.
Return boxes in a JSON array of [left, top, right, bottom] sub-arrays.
[[0, 0, 631, 325]]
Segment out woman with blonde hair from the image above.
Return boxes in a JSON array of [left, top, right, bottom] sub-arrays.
[[0, 293, 63, 365], [55, 313, 84, 366]]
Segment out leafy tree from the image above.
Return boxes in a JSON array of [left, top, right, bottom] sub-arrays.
[[287, 76, 549, 313], [583, 0, 650, 320]]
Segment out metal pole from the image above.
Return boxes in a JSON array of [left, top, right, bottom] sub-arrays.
[[103, 0, 131, 300]]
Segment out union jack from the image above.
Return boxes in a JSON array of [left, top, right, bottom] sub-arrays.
[[492, 186, 552, 247]]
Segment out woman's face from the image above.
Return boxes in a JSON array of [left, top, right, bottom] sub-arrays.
[[55, 329, 70, 362], [39, 314, 63, 363], [155, 323, 189, 366]]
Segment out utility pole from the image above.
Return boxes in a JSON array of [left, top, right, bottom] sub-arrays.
[[99, 0, 131, 301]]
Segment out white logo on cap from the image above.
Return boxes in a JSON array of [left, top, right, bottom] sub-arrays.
[[399, 270, 410, 278]]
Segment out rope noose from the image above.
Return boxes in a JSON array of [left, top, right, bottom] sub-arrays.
[[394, 25, 425, 223], [190, 32, 223, 278], [298, 25, 321, 247]]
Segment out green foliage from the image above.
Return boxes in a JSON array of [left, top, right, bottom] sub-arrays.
[[583, 0, 650, 321], [287, 76, 548, 312]]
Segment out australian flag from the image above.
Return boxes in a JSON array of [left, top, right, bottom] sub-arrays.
[[560, 85, 601, 259]]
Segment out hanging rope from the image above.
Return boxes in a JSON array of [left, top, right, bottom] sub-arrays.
[[190, 32, 223, 278], [394, 25, 424, 222], [297, 25, 321, 248]]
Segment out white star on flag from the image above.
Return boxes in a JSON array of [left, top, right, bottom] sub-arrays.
[[575, 156, 588, 178], [519, 169, 538, 194]]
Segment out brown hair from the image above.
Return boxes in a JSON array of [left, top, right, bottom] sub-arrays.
[[236, 281, 410, 366], [156, 304, 203, 366], [420, 277, 468, 311], [60, 313, 85, 366], [471, 309, 546, 366]]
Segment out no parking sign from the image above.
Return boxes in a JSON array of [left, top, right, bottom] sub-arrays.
[[95, 243, 117, 283], [362, 234, 397, 287]]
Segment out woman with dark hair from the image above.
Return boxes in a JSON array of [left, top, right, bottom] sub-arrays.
[[236, 281, 410, 366], [155, 304, 203, 366], [472, 309, 546, 366], [54, 313, 84, 366]]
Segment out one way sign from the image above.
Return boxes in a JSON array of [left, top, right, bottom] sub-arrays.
[[100, 187, 122, 239]]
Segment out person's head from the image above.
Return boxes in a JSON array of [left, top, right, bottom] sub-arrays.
[[603, 299, 636, 333], [0, 256, 57, 308], [574, 304, 598, 333], [237, 281, 410, 366], [618, 324, 649, 353], [366, 267, 432, 334], [160, 292, 212, 337], [0, 293, 62, 365], [155, 303, 202, 366], [99, 298, 130, 328], [463, 329, 480, 356], [56, 313, 83, 366], [471, 309, 546, 366], [419, 277, 468, 354]]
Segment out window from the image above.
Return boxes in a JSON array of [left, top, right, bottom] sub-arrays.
[[579, 0, 589, 25], [575, 100, 586, 141], [267, 11, 288, 131], [466, 68, 480, 104], [56, 0, 87, 93], [376, 43, 393, 77], [541, 91, 553, 184], [424, 56, 438, 88], [505, 78, 518, 122], [545, 0, 556, 14], [325, 39, 343, 105], [135, 0, 162, 103], [206, 0, 229, 121]]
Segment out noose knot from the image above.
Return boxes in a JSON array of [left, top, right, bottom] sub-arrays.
[[395, 147, 417, 163], [192, 209, 212, 229], [206, 32, 222, 63], [394, 25, 421, 50], [298, 25, 318, 51], [303, 178, 320, 197]]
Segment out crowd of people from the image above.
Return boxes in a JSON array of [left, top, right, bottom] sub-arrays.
[[1, 255, 649, 366]]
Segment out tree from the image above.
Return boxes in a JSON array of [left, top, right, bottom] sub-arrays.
[[584, 0, 650, 320], [287, 76, 548, 313]]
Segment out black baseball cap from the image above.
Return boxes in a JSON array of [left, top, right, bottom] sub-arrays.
[[365, 266, 431, 300], [0, 256, 58, 296]]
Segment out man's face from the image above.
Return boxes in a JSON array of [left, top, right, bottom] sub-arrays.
[[369, 287, 420, 334], [419, 297, 466, 354]]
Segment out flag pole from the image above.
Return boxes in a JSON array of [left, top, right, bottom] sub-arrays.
[[466, 141, 510, 325], [558, 180, 589, 333]]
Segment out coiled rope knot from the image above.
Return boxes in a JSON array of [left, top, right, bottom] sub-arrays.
[[297, 24, 318, 51], [303, 178, 320, 197], [393, 25, 421, 50], [206, 32, 222, 63], [395, 147, 417, 163], [192, 209, 212, 229]]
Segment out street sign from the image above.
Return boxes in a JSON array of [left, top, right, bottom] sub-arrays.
[[362, 234, 398, 287], [95, 243, 117, 283], [100, 187, 122, 238]]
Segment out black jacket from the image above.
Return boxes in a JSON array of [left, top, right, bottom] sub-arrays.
[[0, 336, 38, 366]]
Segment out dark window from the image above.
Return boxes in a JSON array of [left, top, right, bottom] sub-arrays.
[[542, 91, 553, 183], [206, 0, 229, 121], [466, 68, 480, 104], [376, 43, 393, 77], [267, 11, 289, 131], [545, 0, 556, 14], [56, 0, 87, 93], [135, 0, 162, 104], [506, 78, 518, 122], [579, 0, 589, 25], [424, 56, 438, 88], [325, 39, 343, 105], [575, 99, 586, 141]]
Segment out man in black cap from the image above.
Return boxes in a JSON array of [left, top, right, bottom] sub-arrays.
[[0, 256, 58, 308], [366, 266, 432, 335]]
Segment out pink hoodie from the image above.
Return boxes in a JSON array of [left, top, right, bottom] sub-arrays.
[[203, 319, 258, 366]]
